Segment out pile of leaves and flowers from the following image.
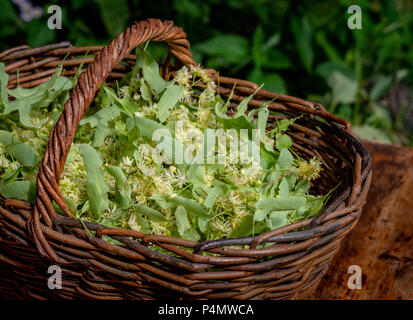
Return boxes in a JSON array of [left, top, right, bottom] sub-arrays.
[[0, 46, 331, 243]]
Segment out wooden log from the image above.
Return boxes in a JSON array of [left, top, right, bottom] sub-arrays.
[[313, 141, 413, 300]]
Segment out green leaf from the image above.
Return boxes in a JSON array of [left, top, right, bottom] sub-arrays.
[[9, 143, 38, 167], [229, 213, 254, 237], [149, 194, 177, 210], [186, 165, 206, 188], [95, 0, 129, 37], [157, 85, 184, 123], [63, 196, 78, 214], [0, 181, 36, 203], [203, 185, 223, 209], [277, 148, 294, 168], [316, 61, 355, 80], [254, 208, 270, 222], [136, 46, 167, 93], [175, 205, 191, 236], [315, 31, 342, 64], [106, 166, 131, 209], [133, 203, 168, 222], [198, 216, 208, 233], [275, 133, 292, 150], [264, 50, 292, 69], [0, 63, 9, 107], [256, 195, 306, 211], [276, 118, 295, 133], [140, 79, 153, 103], [150, 194, 209, 218], [2, 166, 19, 183], [173, 196, 209, 218], [352, 125, 393, 144], [260, 146, 277, 170], [259, 73, 287, 93], [234, 95, 254, 118], [78, 144, 109, 219], [300, 195, 325, 218], [328, 71, 358, 105], [128, 116, 166, 139], [370, 75, 393, 101], [295, 180, 311, 194], [174, 205, 200, 241], [278, 177, 289, 197], [257, 106, 269, 143], [19, 104, 48, 128], [3, 67, 75, 128], [92, 125, 113, 147], [134, 214, 152, 233], [291, 16, 313, 72], [101, 85, 134, 116], [220, 115, 256, 132], [269, 210, 289, 229], [195, 35, 248, 66], [80, 105, 120, 128], [0, 130, 18, 145]]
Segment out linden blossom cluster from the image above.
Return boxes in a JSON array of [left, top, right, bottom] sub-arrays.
[[0, 47, 327, 243]]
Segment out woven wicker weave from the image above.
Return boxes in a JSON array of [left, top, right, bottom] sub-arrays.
[[0, 19, 372, 300]]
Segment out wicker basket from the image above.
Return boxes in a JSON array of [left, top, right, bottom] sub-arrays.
[[0, 19, 372, 300]]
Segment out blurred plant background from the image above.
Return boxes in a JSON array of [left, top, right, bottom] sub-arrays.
[[1, 0, 412, 145]]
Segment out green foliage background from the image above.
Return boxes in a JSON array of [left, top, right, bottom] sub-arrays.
[[0, 0, 412, 145]]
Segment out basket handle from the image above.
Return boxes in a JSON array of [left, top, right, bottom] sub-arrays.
[[30, 19, 196, 262]]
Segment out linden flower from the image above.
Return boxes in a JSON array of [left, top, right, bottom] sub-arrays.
[[293, 157, 322, 181], [0, 143, 9, 169], [128, 214, 142, 232], [59, 176, 84, 204], [174, 120, 203, 146], [60, 150, 88, 204], [165, 167, 187, 188], [174, 66, 191, 87], [169, 104, 190, 122], [199, 82, 216, 107], [30, 109, 48, 127], [10, 161, 20, 171], [203, 172, 214, 188], [120, 156, 135, 175], [229, 191, 244, 208], [196, 106, 216, 129], [225, 152, 239, 166], [119, 85, 132, 99], [138, 159, 156, 177], [104, 171, 116, 190], [104, 205, 118, 217], [0, 154, 10, 169], [225, 161, 262, 186], [99, 137, 117, 163], [141, 104, 158, 119], [211, 218, 232, 237], [121, 156, 134, 167], [11, 126, 35, 141], [242, 161, 263, 185], [190, 65, 211, 83], [150, 221, 170, 235], [129, 178, 151, 204], [152, 175, 173, 195], [137, 144, 153, 161]]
